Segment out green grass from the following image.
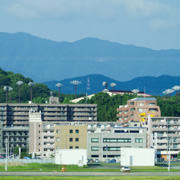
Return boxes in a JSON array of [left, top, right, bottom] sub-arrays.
[[0, 163, 179, 172], [0, 177, 180, 180]]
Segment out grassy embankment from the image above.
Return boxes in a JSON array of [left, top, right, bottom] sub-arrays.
[[0, 176, 180, 180], [0, 163, 179, 172]]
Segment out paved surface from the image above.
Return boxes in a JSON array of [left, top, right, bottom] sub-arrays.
[[0, 172, 180, 176]]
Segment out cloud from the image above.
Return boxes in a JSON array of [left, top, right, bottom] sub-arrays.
[[117, 0, 163, 17], [5, 0, 170, 19], [4, 0, 180, 30]]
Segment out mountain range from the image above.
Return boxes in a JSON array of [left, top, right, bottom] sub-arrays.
[[44, 74, 180, 95], [0, 32, 180, 82]]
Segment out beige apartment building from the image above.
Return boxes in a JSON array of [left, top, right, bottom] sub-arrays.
[[117, 97, 161, 126], [55, 124, 87, 150]]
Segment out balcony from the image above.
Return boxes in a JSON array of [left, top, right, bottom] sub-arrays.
[[43, 138, 54, 142], [43, 132, 54, 136], [152, 122, 166, 125], [43, 144, 54, 149], [157, 145, 167, 149], [152, 128, 168, 132], [43, 108, 63, 111], [157, 139, 167, 143], [43, 112, 67, 116]]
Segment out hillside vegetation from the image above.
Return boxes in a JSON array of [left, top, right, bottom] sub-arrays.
[[0, 68, 81, 103], [0, 68, 180, 121], [79, 92, 180, 121]]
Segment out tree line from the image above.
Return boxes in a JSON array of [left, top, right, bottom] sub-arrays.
[[1, 68, 180, 121]]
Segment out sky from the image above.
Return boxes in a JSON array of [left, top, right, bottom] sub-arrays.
[[0, 0, 180, 50]]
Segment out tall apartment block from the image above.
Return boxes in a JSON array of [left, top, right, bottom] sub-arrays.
[[147, 117, 180, 160], [0, 98, 97, 154], [0, 102, 97, 127], [117, 97, 161, 126]]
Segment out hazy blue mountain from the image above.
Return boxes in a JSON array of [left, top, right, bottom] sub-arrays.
[[1, 32, 180, 82], [44, 74, 180, 95]]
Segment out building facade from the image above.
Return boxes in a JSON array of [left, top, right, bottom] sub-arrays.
[[0, 102, 97, 127], [117, 97, 161, 126], [147, 117, 180, 160], [87, 123, 147, 162], [54, 124, 87, 150], [0, 125, 29, 154]]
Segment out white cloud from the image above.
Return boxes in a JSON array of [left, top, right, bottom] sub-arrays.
[[117, 0, 163, 17], [4, 0, 180, 31], [5, 0, 170, 19]]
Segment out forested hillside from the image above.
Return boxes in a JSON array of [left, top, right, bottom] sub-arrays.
[[79, 92, 180, 121], [1, 67, 180, 122], [79, 92, 136, 121], [0, 68, 50, 103], [0, 68, 80, 103]]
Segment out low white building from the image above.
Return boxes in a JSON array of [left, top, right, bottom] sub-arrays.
[[121, 148, 155, 166], [55, 149, 87, 166]]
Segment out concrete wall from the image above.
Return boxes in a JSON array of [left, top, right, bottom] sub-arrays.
[[55, 149, 87, 165], [121, 148, 155, 166]]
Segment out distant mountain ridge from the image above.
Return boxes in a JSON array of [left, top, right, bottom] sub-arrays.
[[1, 32, 180, 82], [44, 74, 180, 95]]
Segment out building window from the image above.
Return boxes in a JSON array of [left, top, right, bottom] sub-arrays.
[[56, 129, 60, 134], [69, 129, 73, 133], [75, 138, 79, 142], [103, 138, 131, 143], [56, 138, 60, 142], [91, 146, 99, 151], [91, 155, 99, 157], [135, 138, 143, 143], [103, 147, 120, 151], [75, 146, 79, 149], [139, 103, 144, 106], [56, 146, 60, 149], [69, 138, 73, 142], [69, 146, 73, 149], [91, 138, 99, 143], [75, 129, 79, 133]]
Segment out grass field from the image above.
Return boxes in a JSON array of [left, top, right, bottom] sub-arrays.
[[0, 176, 180, 180], [0, 163, 179, 172]]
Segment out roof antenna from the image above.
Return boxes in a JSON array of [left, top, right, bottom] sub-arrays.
[[87, 76, 90, 91]]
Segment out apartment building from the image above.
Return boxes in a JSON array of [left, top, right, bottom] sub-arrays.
[[30, 121, 140, 158], [147, 117, 180, 160], [117, 97, 161, 126], [54, 124, 87, 150], [0, 101, 97, 127], [87, 123, 147, 162], [0, 123, 29, 154]]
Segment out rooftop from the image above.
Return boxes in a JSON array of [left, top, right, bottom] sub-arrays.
[[129, 97, 156, 101]]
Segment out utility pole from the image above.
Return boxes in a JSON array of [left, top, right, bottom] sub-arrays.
[[70, 80, 81, 98], [55, 83, 63, 103], [28, 82, 35, 102], [17, 81, 23, 103], [167, 118, 170, 172], [5, 138, 8, 171]]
